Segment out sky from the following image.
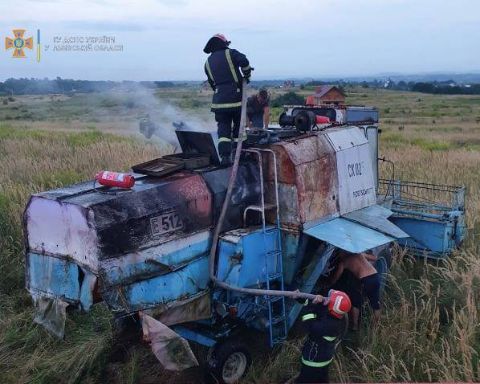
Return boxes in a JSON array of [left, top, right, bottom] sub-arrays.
[[0, 0, 479, 81]]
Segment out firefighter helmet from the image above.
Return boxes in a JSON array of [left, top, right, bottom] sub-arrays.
[[327, 290, 351, 319], [203, 34, 231, 53]]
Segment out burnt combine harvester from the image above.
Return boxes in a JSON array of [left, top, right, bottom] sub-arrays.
[[24, 101, 465, 383]]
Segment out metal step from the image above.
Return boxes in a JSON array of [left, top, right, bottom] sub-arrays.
[[272, 336, 287, 345], [265, 227, 280, 234], [267, 249, 282, 256], [267, 295, 283, 303], [268, 272, 283, 281], [271, 315, 287, 325], [245, 203, 277, 212], [247, 148, 286, 349]]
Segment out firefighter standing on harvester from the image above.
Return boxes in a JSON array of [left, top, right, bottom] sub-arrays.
[[296, 290, 351, 384], [203, 34, 252, 166]]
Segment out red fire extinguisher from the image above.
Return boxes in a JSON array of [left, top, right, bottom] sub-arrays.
[[95, 171, 135, 189]]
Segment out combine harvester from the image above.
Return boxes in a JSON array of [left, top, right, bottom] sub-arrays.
[[24, 94, 465, 383]]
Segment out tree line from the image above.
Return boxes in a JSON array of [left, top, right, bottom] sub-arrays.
[[1, 77, 479, 96], [0, 78, 177, 96], [304, 79, 480, 95]]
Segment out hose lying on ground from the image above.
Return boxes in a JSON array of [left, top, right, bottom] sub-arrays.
[[208, 78, 322, 302]]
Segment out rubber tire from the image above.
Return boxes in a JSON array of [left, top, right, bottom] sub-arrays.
[[206, 340, 252, 384]]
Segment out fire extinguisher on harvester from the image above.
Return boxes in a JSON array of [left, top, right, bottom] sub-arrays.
[[95, 171, 135, 189]]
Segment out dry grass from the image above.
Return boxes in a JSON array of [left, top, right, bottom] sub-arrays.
[[0, 87, 479, 383]]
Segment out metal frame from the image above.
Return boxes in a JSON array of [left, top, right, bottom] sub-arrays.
[[378, 179, 466, 258]]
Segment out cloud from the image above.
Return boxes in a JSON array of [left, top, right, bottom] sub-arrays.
[[1, 0, 479, 80], [62, 20, 148, 32]]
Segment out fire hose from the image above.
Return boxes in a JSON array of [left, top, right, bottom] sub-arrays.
[[208, 79, 322, 302]]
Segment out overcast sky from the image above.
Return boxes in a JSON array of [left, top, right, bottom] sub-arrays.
[[1, 0, 479, 81]]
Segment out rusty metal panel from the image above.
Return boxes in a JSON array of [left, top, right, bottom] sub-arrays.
[[265, 145, 296, 184], [264, 133, 339, 227], [295, 153, 338, 223], [266, 182, 300, 227], [276, 134, 319, 165]]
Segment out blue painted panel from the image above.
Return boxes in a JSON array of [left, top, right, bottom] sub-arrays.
[[173, 325, 217, 347], [390, 217, 453, 254], [304, 218, 395, 253], [342, 205, 409, 239], [27, 252, 80, 302], [217, 228, 279, 288], [287, 245, 335, 328], [281, 231, 301, 286], [79, 271, 96, 311], [100, 232, 211, 287], [102, 256, 209, 312], [216, 238, 242, 283]]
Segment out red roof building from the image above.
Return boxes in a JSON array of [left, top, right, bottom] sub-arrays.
[[305, 85, 345, 106]]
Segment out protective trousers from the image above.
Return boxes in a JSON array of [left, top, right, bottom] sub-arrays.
[[215, 109, 241, 160], [296, 339, 332, 383]]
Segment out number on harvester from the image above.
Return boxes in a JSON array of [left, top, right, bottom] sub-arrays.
[[150, 212, 184, 236]]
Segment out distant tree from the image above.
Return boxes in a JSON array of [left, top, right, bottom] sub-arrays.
[[271, 91, 305, 107], [397, 81, 408, 91], [412, 82, 436, 93]]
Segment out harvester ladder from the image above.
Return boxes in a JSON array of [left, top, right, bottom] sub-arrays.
[[243, 148, 287, 347]]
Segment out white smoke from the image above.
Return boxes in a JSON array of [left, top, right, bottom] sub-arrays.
[[119, 84, 215, 149]]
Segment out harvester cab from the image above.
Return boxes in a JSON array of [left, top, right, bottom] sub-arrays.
[[24, 100, 465, 383]]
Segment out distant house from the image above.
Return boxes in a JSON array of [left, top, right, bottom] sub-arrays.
[[305, 85, 345, 106]]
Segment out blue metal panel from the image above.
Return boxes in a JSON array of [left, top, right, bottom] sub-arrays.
[[79, 270, 96, 311], [287, 245, 335, 328], [172, 325, 217, 347], [389, 216, 454, 256], [281, 231, 302, 285], [102, 256, 209, 312], [100, 233, 211, 287], [304, 218, 395, 253], [216, 228, 279, 287], [342, 205, 409, 239], [27, 253, 80, 302]]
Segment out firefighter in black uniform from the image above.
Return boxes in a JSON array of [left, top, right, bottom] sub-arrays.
[[203, 34, 252, 165], [296, 290, 351, 383]]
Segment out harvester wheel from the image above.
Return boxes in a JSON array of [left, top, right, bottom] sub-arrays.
[[206, 340, 252, 384]]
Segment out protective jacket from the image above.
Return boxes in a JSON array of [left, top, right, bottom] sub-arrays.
[[204, 48, 251, 112], [299, 300, 345, 368]]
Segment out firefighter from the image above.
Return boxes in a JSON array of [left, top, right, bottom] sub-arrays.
[[203, 34, 252, 166], [296, 290, 351, 384], [247, 88, 270, 128]]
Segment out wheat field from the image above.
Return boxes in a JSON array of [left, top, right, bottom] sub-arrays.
[[0, 87, 479, 383]]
